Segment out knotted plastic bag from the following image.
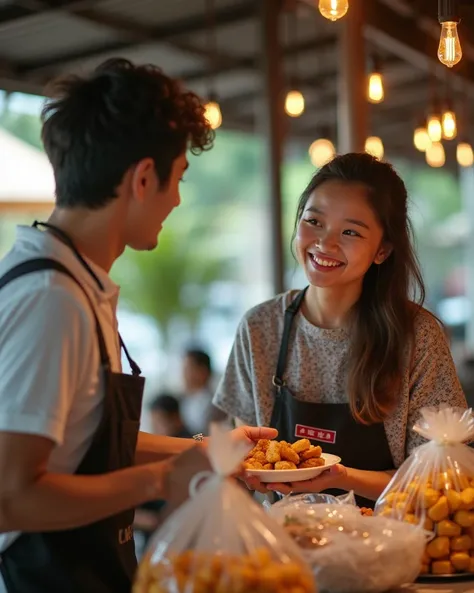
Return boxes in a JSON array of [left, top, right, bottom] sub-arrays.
[[375, 405, 474, 576], [133, 424, 317, 593]]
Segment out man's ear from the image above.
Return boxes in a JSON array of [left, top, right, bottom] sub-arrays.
[[131, 157, 156, 202], [374, 242, 393, 265]]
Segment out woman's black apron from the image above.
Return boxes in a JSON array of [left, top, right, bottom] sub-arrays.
[[269, 288, 394, 508], [0, 221, 145, 593]]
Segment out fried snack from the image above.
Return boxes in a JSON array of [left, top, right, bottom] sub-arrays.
[[291, 439, 311, 454], [251, 451, 267, 464], [256, 439, 271, 452], [263, 463, 273, 470], [298, 457, 326, 469], [243, 460, 264, 470], [359, 507, 374, 517], [275, 461, 298, 470], [133, 548, 316, 593], [300, 446, 322, 461], [280, 442, 300, 465], [266, 441, 282, 464]]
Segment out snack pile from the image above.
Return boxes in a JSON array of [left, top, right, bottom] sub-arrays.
[[134, 548, 315, 593], [244, 438, 326, 471], [377, 468, 474, 575]]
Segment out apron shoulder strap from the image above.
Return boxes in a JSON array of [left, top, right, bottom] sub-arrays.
[[0, 258, 111, 370], [273, 288, 307, 387]]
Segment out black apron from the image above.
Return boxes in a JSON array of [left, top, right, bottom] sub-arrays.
[[269, 288, 394, 508], [0, 222, 145, 593]]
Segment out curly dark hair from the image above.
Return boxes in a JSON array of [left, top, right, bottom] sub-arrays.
[[41, 58, 215, 209]]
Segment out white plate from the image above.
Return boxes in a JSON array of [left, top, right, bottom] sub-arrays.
[[245, 453, 341, 483]]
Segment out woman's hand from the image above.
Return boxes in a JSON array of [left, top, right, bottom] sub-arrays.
[[264, 464, 348, 496]]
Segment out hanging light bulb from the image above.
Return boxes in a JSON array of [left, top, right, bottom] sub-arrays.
[[365, 136, 384, 160], [427, 114, 442, 142], [426, 141, 445, 167], [457, 141, 474, 167], [442, 109, 457, 139], [318, 0, 349, 21], [285, 90, 305, 117], [367, 72, 384, 104], [438, 21, 462, 68], [309, 138, 336, 167], [204, 99, 222, 129], [414, 125, 431, 152]]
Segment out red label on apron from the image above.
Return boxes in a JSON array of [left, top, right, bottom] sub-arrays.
[[295, 424, 336, 444]]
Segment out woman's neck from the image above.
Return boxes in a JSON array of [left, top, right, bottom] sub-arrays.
[[302, 283, 362, 329]]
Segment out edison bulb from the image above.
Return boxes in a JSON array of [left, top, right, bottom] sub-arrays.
[[309, 138, 336, 167], [438, 21, 462, 68], [427, 115, 442, 142], [368, 73, 384, 103], [319, 0, 349, 21], [442, 110, 457, 140], [414, 127, 431, 152], [365, 136, 384, 160], [426, 142, 445, 168], [457, 142, 474, 167], [285, 90, 305, 117], [204, 101, 222, 129]]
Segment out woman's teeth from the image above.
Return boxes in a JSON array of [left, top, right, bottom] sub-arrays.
[[312, 255, 342, 267]]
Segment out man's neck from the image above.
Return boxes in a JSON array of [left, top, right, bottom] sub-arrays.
[[47, 207, 124, 273]]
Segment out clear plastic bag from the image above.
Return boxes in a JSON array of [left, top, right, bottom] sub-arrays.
[[269, 503, 426, 593], [375, 405, 474, 576], [133, 424, 316, 593]]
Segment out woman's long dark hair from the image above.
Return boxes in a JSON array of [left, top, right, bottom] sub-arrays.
[[293, 153, 425, 424]]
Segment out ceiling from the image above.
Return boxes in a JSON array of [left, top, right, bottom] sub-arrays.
[[1, 0, 474, 162]]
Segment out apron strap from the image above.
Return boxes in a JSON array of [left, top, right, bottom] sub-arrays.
[[0, 258, 111, 371], [33, 221, 142, 376], [273, 287, 308, 388]]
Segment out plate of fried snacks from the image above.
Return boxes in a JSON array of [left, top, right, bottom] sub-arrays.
[[243, 438, 341, 483]]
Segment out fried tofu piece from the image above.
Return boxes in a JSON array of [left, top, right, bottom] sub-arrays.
[[274, 461, 297, 470], [280, 442, 300, 464], [256, 439, 271, 452], [266, 440, 281, 464], [263, 463, 273, 470], [251, 451, 267, 464], [301, 446, 322, 461], [243, 460, 264, 470], [291, 439, 311, 453], [298, 457, 325, 469]]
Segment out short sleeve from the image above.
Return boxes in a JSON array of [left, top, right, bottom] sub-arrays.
[[406, 312, 467, 455], [0, 285, 92, 445], [212, 316, 257, 425]]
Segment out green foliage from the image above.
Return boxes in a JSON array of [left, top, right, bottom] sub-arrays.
[[0, 111, 43, 150]]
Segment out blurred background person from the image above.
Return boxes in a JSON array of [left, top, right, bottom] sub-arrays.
[[149, 392, 192, 438], [180, 348, 228, 435]]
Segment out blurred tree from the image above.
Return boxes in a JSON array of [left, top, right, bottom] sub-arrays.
[[0, 111, 43, 150]]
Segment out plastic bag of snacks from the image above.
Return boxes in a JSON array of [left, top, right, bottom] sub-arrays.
[[269, 503, 425, 593], [375, 406, 474, 576], [133, 424, 316, 593]]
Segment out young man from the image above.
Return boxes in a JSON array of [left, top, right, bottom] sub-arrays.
[[0, 58, 275, 593]]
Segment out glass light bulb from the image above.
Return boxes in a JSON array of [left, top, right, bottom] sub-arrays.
[[204, 101, 222, 129], [414, 127, 431, 152], [457, 142, 474, 167], [285, 90, 305, 117], [309, 138, 336, 167], [318, 0, 349, 21], [426, 141, 445, 167], [368, 72, 384, 103], [427, 115, 442, 142], [365, 136, 384, 160], [438, 21, 462, 68], [442, 110, 457, 140]]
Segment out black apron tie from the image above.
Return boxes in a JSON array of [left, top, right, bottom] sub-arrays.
[[0, 221, 145, 593], [269, 288, 395, 509]]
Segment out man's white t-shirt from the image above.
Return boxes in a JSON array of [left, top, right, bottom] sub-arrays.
[[0, 225, 122, 571]]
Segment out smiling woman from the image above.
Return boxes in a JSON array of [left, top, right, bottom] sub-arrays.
[[213, 152, 467, 507]]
